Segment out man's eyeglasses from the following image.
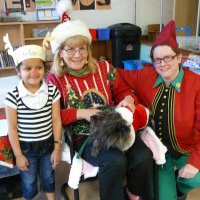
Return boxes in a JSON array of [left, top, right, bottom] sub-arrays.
[[63, 47, 88, 56], [152, 54, 177, 65]]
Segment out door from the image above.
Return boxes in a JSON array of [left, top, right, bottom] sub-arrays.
[[173, 0, 199, 36]]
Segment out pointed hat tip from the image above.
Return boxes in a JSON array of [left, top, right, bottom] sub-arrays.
[[153, 20, 178, 48]]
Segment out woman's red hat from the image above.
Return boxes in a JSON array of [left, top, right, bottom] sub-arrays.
[[153, 20, 178, 48]]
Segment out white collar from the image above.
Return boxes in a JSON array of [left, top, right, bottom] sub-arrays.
[[18, 80, 48, 98]]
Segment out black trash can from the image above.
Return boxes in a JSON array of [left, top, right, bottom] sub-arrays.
[[108, 23, 142, 68]]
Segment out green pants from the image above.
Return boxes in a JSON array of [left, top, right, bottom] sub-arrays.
[[154, 153, 200, 200]]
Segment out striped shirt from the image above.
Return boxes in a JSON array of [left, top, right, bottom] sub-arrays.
[[5, 82, 60, 142]]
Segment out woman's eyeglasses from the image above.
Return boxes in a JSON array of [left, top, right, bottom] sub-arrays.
[[153, 54, 177, 65], [63, 47, 88, 56]]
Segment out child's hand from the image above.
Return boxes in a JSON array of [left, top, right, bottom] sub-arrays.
[[16, 154, 29, 171], [51, 147, 61, 169]]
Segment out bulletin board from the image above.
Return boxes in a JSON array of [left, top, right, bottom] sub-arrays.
[[0, 0, 36, 14], [35, 0, 59, 21], [73, 0, 111, 10], [0, 0, 111, 17]]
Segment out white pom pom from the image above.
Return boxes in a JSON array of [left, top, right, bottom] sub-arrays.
[[56, 0, 73, 17], [115, 107, 133, 125]]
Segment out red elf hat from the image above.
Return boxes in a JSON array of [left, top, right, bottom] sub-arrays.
[[153, 20, 178, 48]]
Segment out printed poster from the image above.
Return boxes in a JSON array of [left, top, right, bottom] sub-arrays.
[[73, 0, 111, 10]]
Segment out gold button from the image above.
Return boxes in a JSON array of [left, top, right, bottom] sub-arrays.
[[163, 96, 167, 98], [159, 122, 162, 125], [159, 127, 161, 130], [159, 116, 162, 119], [159, 132, 162, 135], [176, 83, 181, 88], [160, 138, 162, 141], [162, 103, 165, 106], [160, 109, 163, 112], [165, 89, 168, 92]]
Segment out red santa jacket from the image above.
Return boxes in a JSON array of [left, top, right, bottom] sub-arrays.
[[47, 60, 148, 140]]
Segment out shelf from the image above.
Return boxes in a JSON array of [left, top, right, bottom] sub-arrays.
[[0, 21, 60, 77], [0, 24, 24, 48], [23, 21, 60, 39], [0, 67, 17, 77], [24, 37, 46, 41], [91, 40, 112, 60], [0, 21, 112, 77]]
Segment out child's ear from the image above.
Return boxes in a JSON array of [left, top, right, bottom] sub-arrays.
[[15, 61, 22, 73], [15, 67, 20, 76]]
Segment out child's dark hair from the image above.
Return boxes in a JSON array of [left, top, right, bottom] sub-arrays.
[[16, 60, 45, 72]]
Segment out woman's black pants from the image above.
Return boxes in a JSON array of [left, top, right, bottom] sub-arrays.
[[75, 134, 154, 200]]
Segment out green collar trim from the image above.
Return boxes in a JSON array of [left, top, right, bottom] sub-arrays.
[[66, 64, 89, 77], [153, 67, 184, 92]]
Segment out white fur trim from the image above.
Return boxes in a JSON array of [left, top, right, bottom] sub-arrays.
[[51, 20, 92, 53], [61, 142, 71, 164], [83, 162, 99, 179], [56, 0, 73, 17], [67, 153, 99, 189], [115, 107, 133, 125], [61, 139, 99, 189], [141, 126, 167, 165], [115, 107, 135, 151], [68, 154, 83, 189]]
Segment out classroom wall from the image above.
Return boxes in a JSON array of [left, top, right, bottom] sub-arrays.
[[0, 76, 19, 108], [0, 0, 173, 96], [3, 0, 173, 35], [140, 44, 151, 62]]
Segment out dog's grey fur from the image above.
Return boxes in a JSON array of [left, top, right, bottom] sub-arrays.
[[89, 108, 132, 157]]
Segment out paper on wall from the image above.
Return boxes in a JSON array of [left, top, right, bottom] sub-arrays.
[[0, 119, 8, 137]]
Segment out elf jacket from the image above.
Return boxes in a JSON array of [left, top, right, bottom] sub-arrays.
[[117, 65, 200, 170]]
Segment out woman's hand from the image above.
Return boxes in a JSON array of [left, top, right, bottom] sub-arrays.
[[178, 163, 199, 179], [77, 108, 101, 121], [117, 95, 135, 112]]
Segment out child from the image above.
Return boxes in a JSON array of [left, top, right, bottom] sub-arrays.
[[4, 33, 62, 200]]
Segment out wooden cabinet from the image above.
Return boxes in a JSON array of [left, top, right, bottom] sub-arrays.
[[173, 0, 199, 36], [0, 21, 60, 50], [91, 40, 112, 61], [0, 21, 112, 77], [0, 21, 60, 77], [23, 21, 60, 46]]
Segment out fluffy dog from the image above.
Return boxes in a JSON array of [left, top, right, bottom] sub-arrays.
[[89, 107, 135, 157]]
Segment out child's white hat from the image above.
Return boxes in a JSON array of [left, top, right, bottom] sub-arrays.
[[12, 45, 45, 65], [3, 32, 51, 66], [50, 20, 92, 54]]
